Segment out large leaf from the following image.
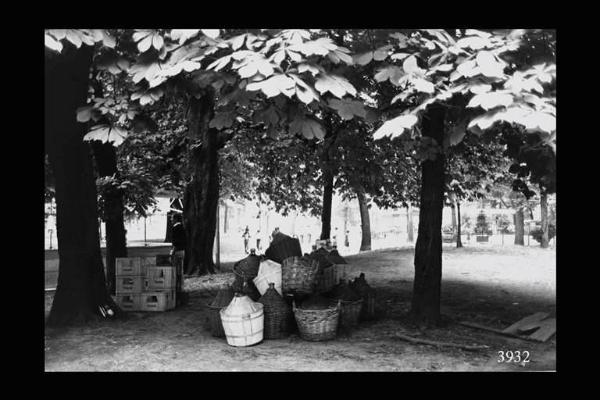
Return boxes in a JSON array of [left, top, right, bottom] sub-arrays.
[[314, 74, 356, 98], [467, 91, 514, 110], [45, 34, 63, 52], [245, 74, 296, 98], [373, 114, 419, 140], [76, 106, 94, 122], [83, 125, 128, 146], [328, 99, 367, 120], [402, 55, 425, 76], [170, 29, 200, 44], [289, 117, 325, 140], [476, 51, 505, 78], [374, 66, 404, 85], [201, 29, 220, 39]]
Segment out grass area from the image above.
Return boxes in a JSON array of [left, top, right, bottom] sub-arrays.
[[44, 244, 556, 371]]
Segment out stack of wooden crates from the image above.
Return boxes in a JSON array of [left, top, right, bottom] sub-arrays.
[[114, 256, 176, 312]]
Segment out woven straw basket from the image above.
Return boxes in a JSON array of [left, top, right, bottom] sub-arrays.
[[282, 256, 319, 295], [207, 286, 234, 338], [258, 283, 293, 339], [293, 300, 341, 341]]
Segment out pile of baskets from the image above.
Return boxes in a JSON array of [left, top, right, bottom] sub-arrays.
[[205, 233, 378, 346]]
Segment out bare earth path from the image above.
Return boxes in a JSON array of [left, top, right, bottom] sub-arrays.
[[44, 244, 556, 371]]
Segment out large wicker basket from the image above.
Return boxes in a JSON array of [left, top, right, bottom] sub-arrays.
[[258, 283, 293, 339], [207, 286, 234, 338], [281, 256, 319, 295], [293, 300, 341, 341]]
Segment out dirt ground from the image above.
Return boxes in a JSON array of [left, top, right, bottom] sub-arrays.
[[44, 244, 556, 371]]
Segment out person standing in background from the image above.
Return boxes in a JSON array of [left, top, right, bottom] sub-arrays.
[[242, 226, 250, 254], [256, 228, 262, 252]]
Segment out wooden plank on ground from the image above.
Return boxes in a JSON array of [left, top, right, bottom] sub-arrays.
[[502, 312, 550, 334], [458, 321, 541, 343], [527, 318, 556, 342]]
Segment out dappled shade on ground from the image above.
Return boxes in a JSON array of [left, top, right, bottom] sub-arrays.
[[44, 244, 555, 371]]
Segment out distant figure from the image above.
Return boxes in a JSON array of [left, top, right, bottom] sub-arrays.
[[256, 228, 262, 252], [242, 226, 250, 254], [170, 213, 186, 304], [345, 229, 350, 247], [332, 227, 339, 246]]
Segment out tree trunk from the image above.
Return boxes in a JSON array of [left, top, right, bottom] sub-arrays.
[[357, 189, 372, 251], [407, 203, 414, 243], [456, 200, 463, 248], [165, 211, 173, 242], [540, 188, 549, 248], [45, 45, 119, 326], [451, 203, 457, 232], [411, 104, 446, 327], [91, 142, 127, 295], [514, 207, 525, 245], [320, 168, 334, 240], [182, 93, 219, 276]]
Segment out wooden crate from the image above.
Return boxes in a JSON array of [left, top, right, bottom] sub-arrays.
[[115, 275, 144, 294], [145, 266, 176, 291], [114, 293, 142, 311], [140, 290, 176, 312], [116, 257, 143, 276]]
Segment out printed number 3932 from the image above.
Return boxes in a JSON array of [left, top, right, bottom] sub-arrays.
[[498, 350, 530, 363]]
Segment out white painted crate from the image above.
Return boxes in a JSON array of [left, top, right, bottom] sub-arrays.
[[140, 290, 176, 311], [145, 266, 176, 291], [115, 275, 144, 294], [114, 293, 142, 311]]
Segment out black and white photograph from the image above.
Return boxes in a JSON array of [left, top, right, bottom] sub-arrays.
[[44, 28, 556, 372]]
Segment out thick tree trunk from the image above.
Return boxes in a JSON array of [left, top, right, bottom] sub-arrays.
[[411, 104, 446, 326], [182, 93, 219, 276], [456, 200, 463, 248], [540, 189, 549, 248], [320, 168, 334, 240], [407, 203, 414, 243], [45, 45, 118, 326], [357, 189, 372, 251], [514, 208, 525, 245], [91, 142, 127, 295]]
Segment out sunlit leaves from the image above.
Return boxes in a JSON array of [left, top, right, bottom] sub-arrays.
[[201, 29, 220, 39], [475, 50, 506, 78], [374, 66, 404, 85], [246, 74, 296, 98], [170, 29, 200, 44], [83, 124, 128, 146], [133, 30, 164, 52], [45, 34, 63, 52], [467, 91, 514, 110], [353, 45, 393, 66], [314, 74, 356, 98], [373, 114, 419, 140]]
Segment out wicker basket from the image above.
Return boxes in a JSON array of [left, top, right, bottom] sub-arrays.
[[293, 300, 341, 341], [258, 283, 293, 339], [281, 256, 319, 295], [233, 273, 261, 301], [220, 294, 264, 347], [207, 286, 234, 338], [339, 299, 363, 329]]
